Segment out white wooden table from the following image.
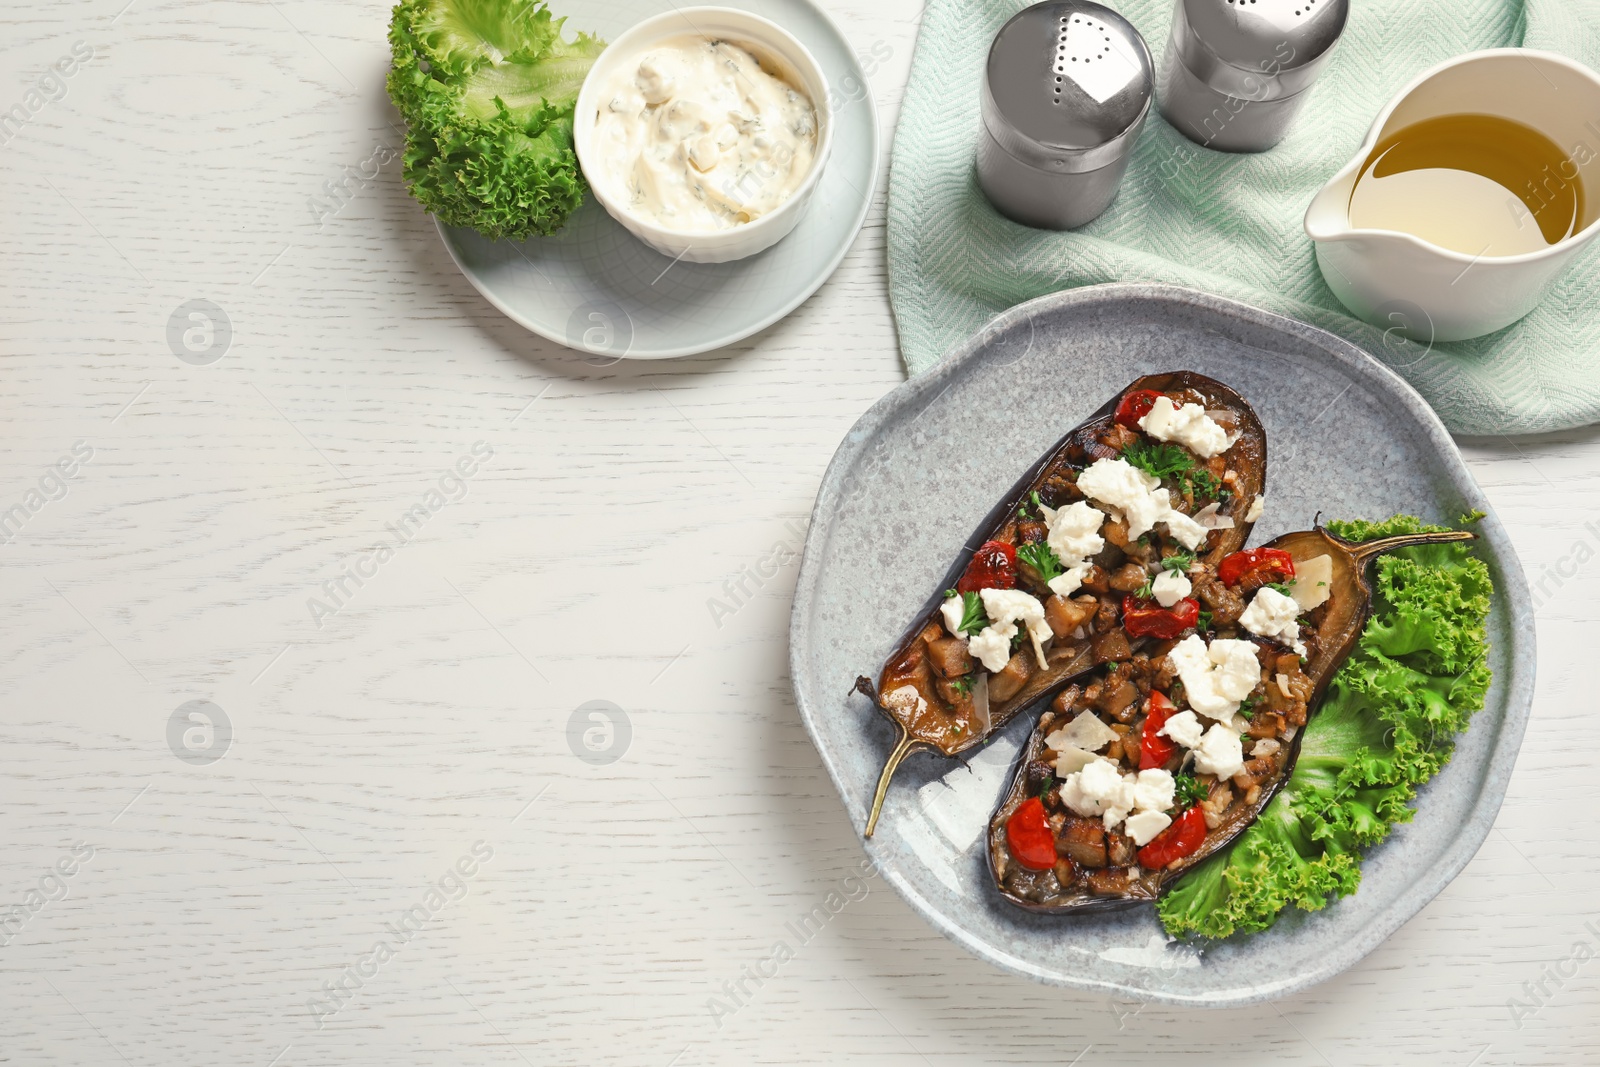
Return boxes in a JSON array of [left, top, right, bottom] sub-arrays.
[[1, 1, 1595, 1063]]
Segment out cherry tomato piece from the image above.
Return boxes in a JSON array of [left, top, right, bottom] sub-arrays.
[[1139, 690, 1178, 770], [1115, 389, 1164, 430], [957, 540, 1017, 593], [1217, 548, 1296, 588], [1137, 806, 1208, 870], [1121, 596, 1200, 640], [1005, 796, 1058, 871]]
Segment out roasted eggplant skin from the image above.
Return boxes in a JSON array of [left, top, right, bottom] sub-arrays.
[[865, 372, 1266, 753], [986, 525, 1477, 913], [855, 373, 1268, 836]]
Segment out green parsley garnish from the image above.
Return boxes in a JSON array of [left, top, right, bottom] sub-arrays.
[[1174, 772, 1209, 809], [1122, 439, 1223, 501], [1123, 438, 1194, 481], [956, 592, 988, 635], [951, 674, 975, 696], [1017, 541, 1065, 584], [1183, 468, 1224, 501], [1196, 610, 1213, 631], [1136, 578, 1155, 600], [1266, 581, 1296, 597], [1038, 773, 1056, 799], [1238, 696, 1257, 720]]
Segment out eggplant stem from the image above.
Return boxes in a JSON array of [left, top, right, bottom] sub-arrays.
[[1347, 529, 1476, 565], [865, 724, 928, 838]]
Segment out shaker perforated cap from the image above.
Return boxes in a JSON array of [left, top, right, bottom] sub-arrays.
[[1174, 0, 1349, 100], [982, 1, 1154, 173]]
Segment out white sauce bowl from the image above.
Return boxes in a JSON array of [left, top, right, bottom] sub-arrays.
[[573, 8, 834, 265]]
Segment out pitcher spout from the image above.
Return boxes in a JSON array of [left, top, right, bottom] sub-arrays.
[[1304, 162, 1361, 243]]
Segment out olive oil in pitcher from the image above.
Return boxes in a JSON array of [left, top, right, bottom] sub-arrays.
[[1346, 113, 1587, 257]]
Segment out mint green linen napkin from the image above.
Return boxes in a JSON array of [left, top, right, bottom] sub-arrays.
[[887, 0, 1600, 437]]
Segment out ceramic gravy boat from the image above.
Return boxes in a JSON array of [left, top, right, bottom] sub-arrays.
[[1306, 50, 1600, 343]]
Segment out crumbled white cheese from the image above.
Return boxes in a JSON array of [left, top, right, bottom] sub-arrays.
[[1192, 722, 1245, 779], [1076, 458, 1207, 550], [1038, 500, 1106, 597], [1159, 709, 1206, 749], [1046, 712, 1118, 754], [1047, 562, 1095, 599], [1060, 762, 1178, 836], [1077, 459, 1165, 539], [1292, 554, 1333, 612], [1133, 768, 1176, 813], [883, 686, 926, 716], [1150, 569, 1192, 608], [1102, 800, 1135, 830], [1245, 495, 1265, 523], [940, 596, 967, 640], [1043, 500, 1105, 565], [1162, 508, 1209, 551], [1137, 396, 1232, 458], [1251, 738, 1282, 758], [1239, 586, 1306, 656], [1058, 758, 1134, 821], [970, 588, 1053, 673], [1053, 745, 1100, 777], [1124, 810, 1172, 847], [967, 627, 1012, 674], [1167, 635, 1261, 719]]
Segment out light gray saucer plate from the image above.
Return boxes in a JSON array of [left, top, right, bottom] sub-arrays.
[[436, 0, 880, 359], [789, 284, 1535, 1007]]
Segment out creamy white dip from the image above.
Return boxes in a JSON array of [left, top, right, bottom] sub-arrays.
[[589, 36, 818, 232]]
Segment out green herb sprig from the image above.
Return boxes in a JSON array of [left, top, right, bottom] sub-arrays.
[[1018, 541, 1065, 584], [1161, 553, 1195, 575], [1122, 439, 1224, 502], [1122, 439, 1194, 481], [1174, 772, 1209, 810], [957, 591, 988, 635], [945, 589, 990, 634]]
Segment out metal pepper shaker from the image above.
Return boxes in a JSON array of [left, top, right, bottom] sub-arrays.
[[977, 1, 1154, 230], [1159, 0, 1349, 153]]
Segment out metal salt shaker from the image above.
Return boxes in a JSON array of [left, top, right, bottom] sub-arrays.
[[1159, 0, 1349, 153], [977, 1, 1154, 230]]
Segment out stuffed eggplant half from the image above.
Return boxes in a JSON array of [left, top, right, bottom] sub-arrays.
[[987, 525, 1476, 911], [856, 373, 1268, 836]]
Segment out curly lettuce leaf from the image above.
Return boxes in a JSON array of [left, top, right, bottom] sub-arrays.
[[1158, 515, 1492, 939], [387, 0, 604, 239]]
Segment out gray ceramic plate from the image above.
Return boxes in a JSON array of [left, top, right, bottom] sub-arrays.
[[790, 284, 1535, 1007], [436, 0, 880, 359]]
